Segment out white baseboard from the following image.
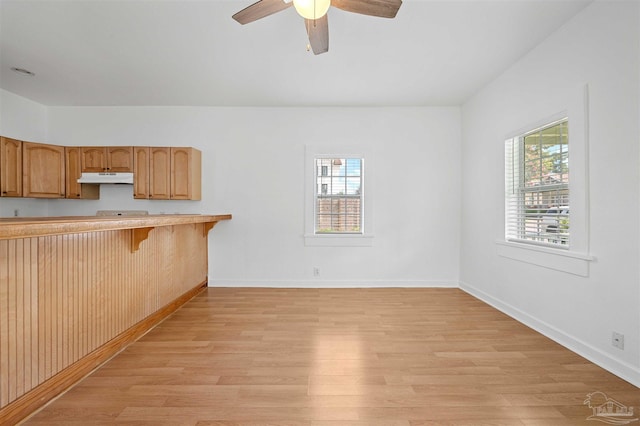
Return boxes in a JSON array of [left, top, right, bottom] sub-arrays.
[[208, 279, 459, 289], [459, 281, 640, 388]]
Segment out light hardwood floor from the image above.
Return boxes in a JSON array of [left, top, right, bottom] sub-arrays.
[[22, 288, 640, 425]]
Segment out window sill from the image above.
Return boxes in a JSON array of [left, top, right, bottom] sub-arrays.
[[495, 240, 594, 276], [305, 233, 374, 247]]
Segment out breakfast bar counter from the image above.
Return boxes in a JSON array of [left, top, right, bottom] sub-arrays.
[[0, 214, 231, 424], [0, 213, 232, 239]]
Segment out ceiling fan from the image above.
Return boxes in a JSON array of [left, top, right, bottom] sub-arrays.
[[232, 0, 402, 55]]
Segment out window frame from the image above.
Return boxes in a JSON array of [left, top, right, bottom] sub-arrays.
[[505, 118, 570, 248], [497, 85, 593, 276], [314, 157, 364, 235], [304, 145, 374, 247]]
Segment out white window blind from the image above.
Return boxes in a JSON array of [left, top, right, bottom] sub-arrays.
[[505, 119, 569, 247], [315, 158, 363, 234]]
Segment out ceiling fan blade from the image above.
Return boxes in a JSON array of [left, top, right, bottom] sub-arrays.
[[332, 0, 402, 18], [305, 16, 329, 55], [232, 0, 293, 24]]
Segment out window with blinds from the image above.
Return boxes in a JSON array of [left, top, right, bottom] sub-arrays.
[[505, 119, 569, 247], [315, 158, 363, 233]]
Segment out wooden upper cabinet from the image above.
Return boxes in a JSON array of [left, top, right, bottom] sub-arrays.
[[1, 138, 200, 201], [133, 146, 150, 199], [109, 147, 134, 172], [149, 147, 171, 200], [1, 137, 23, 197], [65, 147, 99, 199], [81, 147, 107, 172], [81, 146, 133, 172], [171, 147, 201, 200], [23, 142, 65, 198], [148, 147, 201, 200]]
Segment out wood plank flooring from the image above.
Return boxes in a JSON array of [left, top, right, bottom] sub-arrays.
[[21, 288, 640, 425]]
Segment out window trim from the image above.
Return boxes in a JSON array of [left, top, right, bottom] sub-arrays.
[[304, 145, 374, 247], [498, 84, 592, 275], [496, 240, 594, 277]]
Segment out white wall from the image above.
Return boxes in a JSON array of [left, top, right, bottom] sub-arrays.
[[0, 88, 49, 217], [460, 1, 640, 385], [44, 106, 462, 288]]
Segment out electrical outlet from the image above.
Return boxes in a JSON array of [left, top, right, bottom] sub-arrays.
[[313, 267, 320, 277], [612, 332, 624, 350]]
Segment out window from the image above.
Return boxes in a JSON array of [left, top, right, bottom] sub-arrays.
[[505, 119, 569, 247], [498, 86, 593, 276], [315, 158, 362, 233], [304, 145, 373, 247]]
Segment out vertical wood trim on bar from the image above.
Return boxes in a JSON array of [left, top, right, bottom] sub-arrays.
[[0, 224, 210, 424], [0, 240, 8, 407], [29, 239, 38, 392], [15, 239, 24, 401], [8, 239, 17, 403]]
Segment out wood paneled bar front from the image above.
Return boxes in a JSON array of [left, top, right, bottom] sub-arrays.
[[0, 214, 231, 425]]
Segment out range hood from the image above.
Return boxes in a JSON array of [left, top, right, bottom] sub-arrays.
[[77, 172, 134, 184]]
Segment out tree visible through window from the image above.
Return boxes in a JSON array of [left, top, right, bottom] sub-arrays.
[[505, 119, 569, 246], [315, 158, 362, 233]]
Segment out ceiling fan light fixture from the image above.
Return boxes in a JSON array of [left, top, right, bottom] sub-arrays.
[[292, 0, 330, 20]]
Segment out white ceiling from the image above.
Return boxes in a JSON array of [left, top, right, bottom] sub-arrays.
[[0, 0, 591, 107]]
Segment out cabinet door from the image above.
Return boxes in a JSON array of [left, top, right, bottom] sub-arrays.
[[170, 148, 191, 200], [23, 142, 65, 198], [0, 137, 23, 197], [149, 147, 170, 199], [81, 147, 107, 172], [66, 147, 99, 199], [170, 147, 201, 200], [108, 146, 133, 172], [133, 147, 150, 199]]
